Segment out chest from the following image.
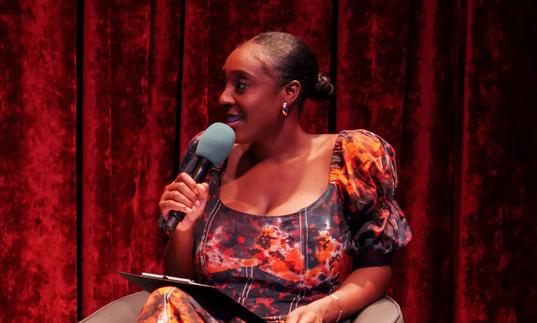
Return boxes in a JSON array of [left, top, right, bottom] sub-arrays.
[[219, 153, 334, 216], [195, 184, 353, 287]]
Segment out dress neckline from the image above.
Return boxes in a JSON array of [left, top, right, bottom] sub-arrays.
[[214, 132, 344, 218]]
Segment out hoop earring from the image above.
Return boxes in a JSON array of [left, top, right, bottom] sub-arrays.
[[282, 102, 289, 117]]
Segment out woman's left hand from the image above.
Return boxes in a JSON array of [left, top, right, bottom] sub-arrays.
[[285, 297, 334, 323]]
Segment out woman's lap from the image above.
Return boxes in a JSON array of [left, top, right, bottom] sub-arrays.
[[137, 286, 219, 323]]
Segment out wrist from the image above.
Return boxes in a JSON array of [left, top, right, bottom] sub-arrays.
[[309, 295, 341, 323], [175, 220, 192, 232], [329, 293, 343, 322], [175, 217, 195, 232]]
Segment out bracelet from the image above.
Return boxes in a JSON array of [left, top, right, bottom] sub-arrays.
[[329, 293, 343, 322]]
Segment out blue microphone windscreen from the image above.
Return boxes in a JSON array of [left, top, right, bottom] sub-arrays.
[[195, 122, 235, 164]]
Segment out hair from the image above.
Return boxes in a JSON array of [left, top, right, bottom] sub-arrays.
[[249, 32, 334, 106]]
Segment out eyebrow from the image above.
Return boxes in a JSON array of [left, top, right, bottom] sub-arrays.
[[223, 68, 256, 79]]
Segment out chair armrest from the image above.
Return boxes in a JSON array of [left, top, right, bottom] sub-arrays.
[[352, 295, 404, 323]]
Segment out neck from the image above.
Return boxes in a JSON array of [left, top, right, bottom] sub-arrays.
[[248, 115, 311, 163]]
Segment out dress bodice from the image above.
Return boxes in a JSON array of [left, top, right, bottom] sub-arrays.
[[180, 130, 412, 321]]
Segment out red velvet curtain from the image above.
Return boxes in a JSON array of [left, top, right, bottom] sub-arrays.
[[1, 0, 536, 322]]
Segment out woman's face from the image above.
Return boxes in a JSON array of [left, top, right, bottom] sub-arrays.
[[219, 42, 285, 143]]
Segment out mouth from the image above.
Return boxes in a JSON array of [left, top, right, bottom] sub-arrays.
[[225, 113, 244, 125]]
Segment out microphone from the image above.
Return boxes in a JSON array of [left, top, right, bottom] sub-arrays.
[[162, 122, 235, 234]]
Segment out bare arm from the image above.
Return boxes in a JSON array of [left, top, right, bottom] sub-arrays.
[[159, 172, 209, 279], [164, 222, 196, 278], [286, 265, 392, 323]]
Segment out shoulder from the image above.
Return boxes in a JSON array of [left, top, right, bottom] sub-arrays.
[[338, 129, 389, 146], [337, 129, 398, 186], [338, 129, 395, 159], [314, 133, 340, 152]]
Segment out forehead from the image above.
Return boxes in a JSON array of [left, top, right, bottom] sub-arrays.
[[223, 42, 276, 79]]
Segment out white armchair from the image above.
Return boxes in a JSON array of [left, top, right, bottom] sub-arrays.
[[79, 292, 404, 323]]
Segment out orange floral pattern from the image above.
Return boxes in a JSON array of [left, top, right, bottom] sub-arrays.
[[137, 287, 218, 323], [140, 130, 412, 322]]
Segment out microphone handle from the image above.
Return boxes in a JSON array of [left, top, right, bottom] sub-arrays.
[[162, 158, 213, 234]]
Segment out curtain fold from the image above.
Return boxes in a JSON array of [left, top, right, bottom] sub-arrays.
[[0, 0, 535, 321], [395, 1, 460, 321], [455, 1, 537, 321], [81, 0, 181, 316], [0, 0, 77, 321]]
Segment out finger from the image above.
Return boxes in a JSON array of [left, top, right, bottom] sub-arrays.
[[159, 200, 189, 216], [185, 189, 209, 220], [182, 198, 209, 223], [171, 181, 198, 202], [196, 183, 210, 200], [166, 180, 196, 192], [159, 199, 172, 216], [285, 312, 300, 323], [165, 182, 181, 192], [160, 207, 171, 220], [175, 172, 198, 192], [162, 190, 195, 208], [164, 179, 191, 192], [296, 312, 316, 323], [164, 183, 197, 204]]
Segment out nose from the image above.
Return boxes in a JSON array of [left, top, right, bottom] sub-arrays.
[[218, 84, 234, 108]]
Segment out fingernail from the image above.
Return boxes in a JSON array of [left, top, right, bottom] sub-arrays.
[[186, 207, 192, 213], [195, 199, 201, 206]]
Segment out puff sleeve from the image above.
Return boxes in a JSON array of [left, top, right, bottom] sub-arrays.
[[338, 130, 412, 267]]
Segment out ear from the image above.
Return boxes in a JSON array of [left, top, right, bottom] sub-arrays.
[[282, 80, 302, 106]]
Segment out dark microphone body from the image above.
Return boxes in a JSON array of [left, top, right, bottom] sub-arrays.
[[162, 122, 235, 234]]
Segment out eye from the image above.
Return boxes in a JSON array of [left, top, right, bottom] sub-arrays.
[[219, 76, 227, 87], [235, 79, 248, 92]]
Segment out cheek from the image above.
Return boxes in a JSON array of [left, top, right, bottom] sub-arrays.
[[233, 101, 281, 142], [247, 102, 280, 126], [242, 91, 280, 120]]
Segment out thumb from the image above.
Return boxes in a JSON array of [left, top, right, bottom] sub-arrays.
[[179, 183, 210, 229], [196, 183, 210, 200]]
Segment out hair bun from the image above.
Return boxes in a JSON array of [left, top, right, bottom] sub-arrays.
[[311, 73, 335, 101]]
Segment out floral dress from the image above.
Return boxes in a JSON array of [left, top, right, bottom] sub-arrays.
[[138, 130, 412, 323]]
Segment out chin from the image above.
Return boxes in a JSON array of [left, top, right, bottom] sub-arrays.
[[233, 133, 251, 144], [231, 128, 256, 144]]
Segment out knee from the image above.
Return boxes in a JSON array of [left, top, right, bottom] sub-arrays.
[[149, 286, 192, 302], [153, 286, 180, 295]]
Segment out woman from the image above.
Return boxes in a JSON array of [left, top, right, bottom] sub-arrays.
[[139, 32, 411, 323]]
